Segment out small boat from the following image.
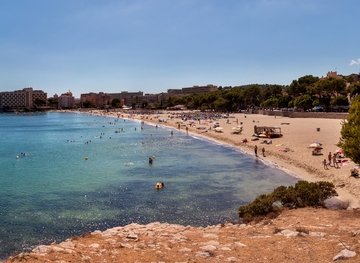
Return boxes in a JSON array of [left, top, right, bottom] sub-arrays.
[[155, 182, 164, 189]]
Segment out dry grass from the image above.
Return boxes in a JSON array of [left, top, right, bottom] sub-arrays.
[[273, 227, 283, 234], [295, 226, 309, 234]]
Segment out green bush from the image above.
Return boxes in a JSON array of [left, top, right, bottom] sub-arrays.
[[238, 181, 338, 221]]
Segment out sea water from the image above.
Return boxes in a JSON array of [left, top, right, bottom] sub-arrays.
[[0, 112, 298, 258]]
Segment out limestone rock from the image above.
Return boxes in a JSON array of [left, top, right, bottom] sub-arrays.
[[280, 229, 299, 237], [203, 233, 218, 239], [333, 249, 356, 261], [126, 232, 139, 241], [200, 245, 217, 251], [309, 231, 326, 237], [32, 245, 51, 255], [58, 241, 75, 249]]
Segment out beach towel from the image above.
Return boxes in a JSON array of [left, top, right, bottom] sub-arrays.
[[278, 148, 292, 153], [340, 160, 348, 166]]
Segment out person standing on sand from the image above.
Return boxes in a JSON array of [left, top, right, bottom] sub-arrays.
[[254, 145, 258, 157], [333, 154, 339, 168], [323, 159, 328, 170], [262, 147, 265, 157], [328, 152, 332, 166]]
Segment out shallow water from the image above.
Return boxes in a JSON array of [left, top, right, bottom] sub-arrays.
[[0, 112, 298, 258]]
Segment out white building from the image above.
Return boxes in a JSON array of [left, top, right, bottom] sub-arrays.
[[58, 91, 75, 109]]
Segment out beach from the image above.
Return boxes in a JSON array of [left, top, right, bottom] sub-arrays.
[[5, 110, 360, 263], [0, 111, 299, 259], [105, 110, 360, 207]]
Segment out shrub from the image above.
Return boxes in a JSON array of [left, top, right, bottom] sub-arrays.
[[238, 181, 338, 222], [238, 193, 279, 220]]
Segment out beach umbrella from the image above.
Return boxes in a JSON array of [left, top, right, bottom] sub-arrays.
[[335, 149, 343, 153], [309, 142, 322, 148]]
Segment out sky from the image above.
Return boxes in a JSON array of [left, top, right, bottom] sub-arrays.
[[0, 0, 359, 98]]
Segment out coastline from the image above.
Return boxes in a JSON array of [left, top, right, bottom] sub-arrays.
[[5, 110, 360, 263], [94, 109, 360, 208]]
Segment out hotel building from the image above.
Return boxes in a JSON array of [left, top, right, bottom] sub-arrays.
[[0, 87, 47, 109]]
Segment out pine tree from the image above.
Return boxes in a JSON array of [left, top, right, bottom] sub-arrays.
[[338, 95, 360, 164]]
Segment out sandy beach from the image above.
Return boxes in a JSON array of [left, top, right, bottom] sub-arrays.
[[100, 110, 360, 208]]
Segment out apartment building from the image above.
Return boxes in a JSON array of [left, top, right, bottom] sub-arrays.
[[0, 87, 47, 109], [167, 89, 183, 95], [108, 91, 143, 106], [58, 91, 75, 109], [182, 84, 217, 94], [143, 93, 159, 104], [80, 92, 112, 108], [167, 84, 217, 96]]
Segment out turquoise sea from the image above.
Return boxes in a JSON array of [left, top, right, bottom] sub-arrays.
[[0, 112, 298, 259]]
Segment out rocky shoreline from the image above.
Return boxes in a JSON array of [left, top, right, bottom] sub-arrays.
[[6, 208, 360, 262]]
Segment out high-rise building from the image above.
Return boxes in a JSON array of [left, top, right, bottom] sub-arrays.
[[0, 87, 47, 109]]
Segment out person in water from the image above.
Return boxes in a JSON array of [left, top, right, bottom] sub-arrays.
[[149, 157, 153, 164], [155, 182, 164, 188]]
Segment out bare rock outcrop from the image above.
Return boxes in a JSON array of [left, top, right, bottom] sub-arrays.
[[6, 208, 360, 263]]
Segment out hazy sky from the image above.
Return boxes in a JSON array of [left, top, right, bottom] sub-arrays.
[[1, 0, 359, 98]]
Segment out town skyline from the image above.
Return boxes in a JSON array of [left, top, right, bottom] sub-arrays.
[[1, 1, 359, 98], [1, 69, 358, 100]]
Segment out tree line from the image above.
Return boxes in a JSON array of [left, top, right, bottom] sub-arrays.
[[161, 74, 360, 112]]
